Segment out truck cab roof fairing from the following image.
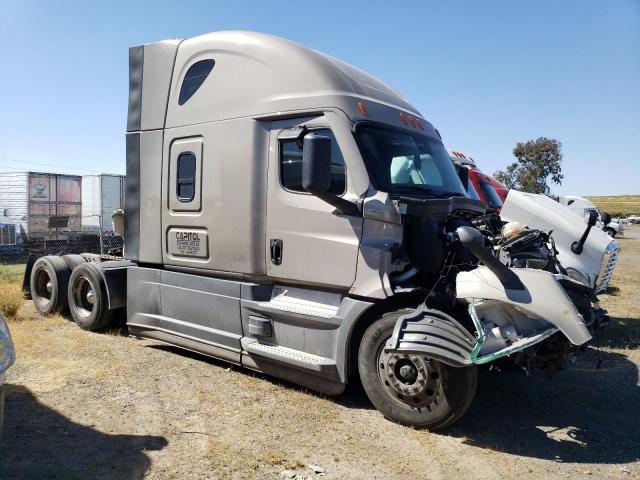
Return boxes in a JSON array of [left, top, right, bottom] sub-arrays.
[[162, 31, 427, 129]]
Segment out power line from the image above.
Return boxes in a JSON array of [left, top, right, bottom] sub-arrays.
[[0, 155, 104, 173]]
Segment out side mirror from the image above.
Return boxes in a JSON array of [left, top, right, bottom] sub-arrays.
[[601, 212, 612, 226], [302, 133, 332, 194], [301, 133, 359, 216], [573, 211, 598, 255]]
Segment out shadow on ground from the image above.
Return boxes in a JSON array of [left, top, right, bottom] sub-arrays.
[[147, 341, 640, 465], [449, 348, 640, 464], [0, 385, 167, 480], [598, 316, 640, 349]]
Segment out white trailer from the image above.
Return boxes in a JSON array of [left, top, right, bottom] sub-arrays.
[[81, 174, 126, 233]]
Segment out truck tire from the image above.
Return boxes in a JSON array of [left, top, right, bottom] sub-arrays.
[[67, 262, 113, 331], [605, 227, 616, 238], [30, 256, 70, 315], [61, 254, 88, 271], [358, 309, 477, 430], [61, 254, 100, 272]]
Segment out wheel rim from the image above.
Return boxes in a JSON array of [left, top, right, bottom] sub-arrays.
[[72, 275, 96, 319], [376, 341, 444, 409], [34, 267, 53, 307]]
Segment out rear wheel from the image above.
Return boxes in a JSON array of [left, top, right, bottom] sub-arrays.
[[358, 309, 477, 430], [61, 254, 88, 271], [30, 256, 70, 315], [605, 227, 616, 237], [68, 262, 113, 331]]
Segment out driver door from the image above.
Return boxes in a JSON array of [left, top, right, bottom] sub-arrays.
[[265, 116, 362, 289]]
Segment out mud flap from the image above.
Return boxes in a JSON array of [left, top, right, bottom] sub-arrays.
[[384, 306, 476, 368], [22, 254, 38, 299]]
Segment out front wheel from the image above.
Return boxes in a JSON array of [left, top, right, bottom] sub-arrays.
[[358, 309, 477, 430], [605, 227, 616, 237]]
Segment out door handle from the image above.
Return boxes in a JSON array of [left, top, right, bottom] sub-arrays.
[[270, 239, 283, 265]]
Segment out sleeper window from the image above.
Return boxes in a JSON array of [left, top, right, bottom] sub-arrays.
[[179, 59, 215, 105], [280, 129, 346, 195], [177, 152, 196, 202]]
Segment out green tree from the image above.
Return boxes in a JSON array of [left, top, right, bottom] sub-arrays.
[[494, 137, 564, 194]]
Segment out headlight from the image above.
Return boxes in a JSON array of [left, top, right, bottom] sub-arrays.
[[565, 267, 591, 287], [0, 313, 15, 375]]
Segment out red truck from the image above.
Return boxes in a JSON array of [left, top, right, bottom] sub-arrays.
[[449, 151, 506, 211]]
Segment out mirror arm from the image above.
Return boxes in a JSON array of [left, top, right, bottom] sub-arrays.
[[572, 210, 598, 254], [307, 188, 360, 216]]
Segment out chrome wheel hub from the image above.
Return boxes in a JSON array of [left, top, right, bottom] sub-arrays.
[[378, 348, 443, 408], [72, 276, 95, 318]]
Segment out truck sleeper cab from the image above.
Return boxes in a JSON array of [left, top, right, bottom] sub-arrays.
[[28, 31, 593, 431]]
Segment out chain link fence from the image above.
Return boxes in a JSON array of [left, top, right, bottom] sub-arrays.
[[0, 172, 124, 289]]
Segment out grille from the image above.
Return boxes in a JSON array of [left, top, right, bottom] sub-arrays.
[[596, 241, 620, 293]]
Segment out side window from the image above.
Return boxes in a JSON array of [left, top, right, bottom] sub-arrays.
[[179, 59, 215, 105], [279, 129, 346, 195], [176, 152, 196, 202]]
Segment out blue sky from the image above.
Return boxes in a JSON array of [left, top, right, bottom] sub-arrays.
[[1, 0, 638, 195]]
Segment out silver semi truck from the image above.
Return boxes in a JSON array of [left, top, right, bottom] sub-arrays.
[[26, 31, 597, 430]]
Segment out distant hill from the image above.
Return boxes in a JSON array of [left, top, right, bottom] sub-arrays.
[[585, 195, 640, 216]]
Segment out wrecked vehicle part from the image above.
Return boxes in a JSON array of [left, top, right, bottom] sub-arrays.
[[467, 300, 559, 364], [384, 306, 475, 368], [387, 199, 591, 372], [384, 270, 589, 370], [456, 266, 591, 346], [455, 226, 525, 291]]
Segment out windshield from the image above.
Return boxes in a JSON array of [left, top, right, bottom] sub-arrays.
[[467, 181, 482, 201], [356, 125, 467, 197], [478, 182, 503, 209]]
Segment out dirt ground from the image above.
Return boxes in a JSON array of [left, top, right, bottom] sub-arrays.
[[1, 228, 639, 480]]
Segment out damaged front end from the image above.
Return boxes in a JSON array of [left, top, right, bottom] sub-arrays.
[[457, 266, 591, 368], [386, 225, 592, 376]]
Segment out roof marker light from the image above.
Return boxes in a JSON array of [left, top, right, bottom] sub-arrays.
[[416, 118, 424, 130], [399, 112, 408, 125], [357, 101, 368, 117], [407, 115, 416, 128]]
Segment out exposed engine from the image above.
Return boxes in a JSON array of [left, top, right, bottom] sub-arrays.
[[390, 197, 594, 378]]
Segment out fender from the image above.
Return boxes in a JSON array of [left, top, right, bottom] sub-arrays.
[[384, 306, 475, 368]]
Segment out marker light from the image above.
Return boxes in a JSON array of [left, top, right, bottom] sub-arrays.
[[399, 112, 408, 125], [357, 101, 368, 117], [407, 115, 416, 128], [416, 118, 424, 130]]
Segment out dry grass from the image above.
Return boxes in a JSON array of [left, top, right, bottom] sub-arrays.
[[0, 263, 25, 285], [585, 195, 640, 216], [0, 263, 26, 320], [0, 282, 24, 320], [2, 230, 640, 479], [598, 227, 640, 353]]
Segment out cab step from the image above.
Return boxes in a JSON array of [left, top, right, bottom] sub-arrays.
[[241, 339, 336, 375]]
